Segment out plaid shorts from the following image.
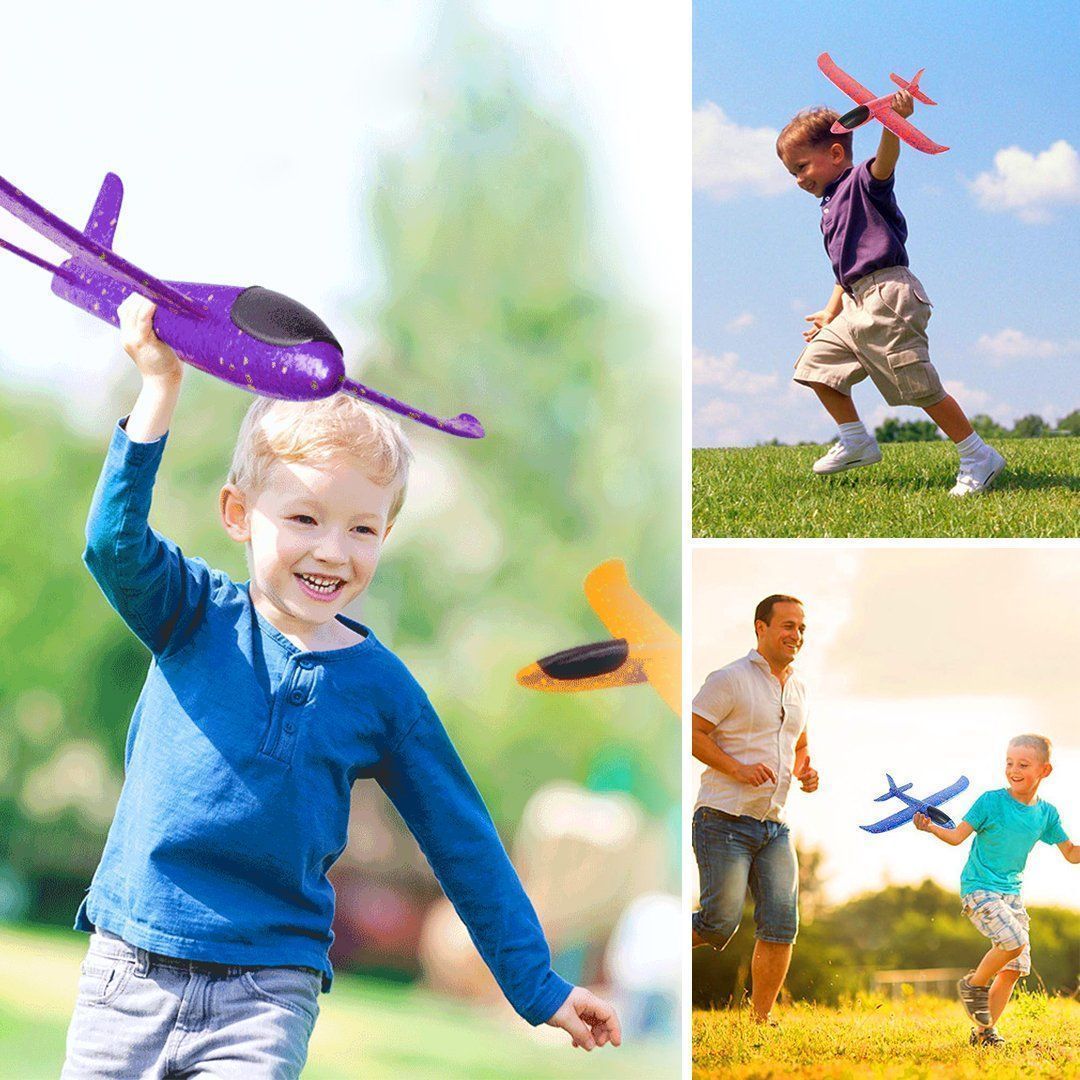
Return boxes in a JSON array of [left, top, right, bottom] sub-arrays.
[[961, 891, 1031, 975]]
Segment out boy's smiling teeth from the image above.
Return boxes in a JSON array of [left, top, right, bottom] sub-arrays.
[[297, 573, 344, 593]]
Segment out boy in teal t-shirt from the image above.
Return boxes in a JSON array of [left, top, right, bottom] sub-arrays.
[[915, 735, 1077, 1047]]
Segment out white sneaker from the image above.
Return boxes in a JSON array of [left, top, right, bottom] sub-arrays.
[[950, 446, 1005, 497], [812, 438, 883, 475]]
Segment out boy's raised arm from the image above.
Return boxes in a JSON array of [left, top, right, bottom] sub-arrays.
[[870, 89, 914, 181], [84, 295, 211, 656]]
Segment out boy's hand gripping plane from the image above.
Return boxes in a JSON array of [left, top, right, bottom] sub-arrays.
[[0, 172, 484, 438], [516, 559, 679, 715], [817, 53, 949, 155], [860, 773, 969, 834]]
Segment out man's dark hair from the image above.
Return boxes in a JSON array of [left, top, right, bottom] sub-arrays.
[[755, 594, 803, 628]]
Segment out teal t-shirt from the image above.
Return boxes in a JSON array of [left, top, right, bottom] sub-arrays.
[[959, 788, 1068, 896]]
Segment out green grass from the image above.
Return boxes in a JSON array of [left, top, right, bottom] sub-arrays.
[[693, 994, 1080, 1079], [0, 922, 674, 1079], [692, 437, 1079, 538]]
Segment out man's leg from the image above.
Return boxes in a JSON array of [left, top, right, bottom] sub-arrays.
[[691, 809, 754, 949], [747, 823, 799, 1022], [750, 941, 793, 1022]]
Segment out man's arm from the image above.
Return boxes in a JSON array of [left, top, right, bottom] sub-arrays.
[[913, 815, 974, 846], [793, 731, 818, 793], [870, 89, 914, 181], [692, 713, 775, 787], [1057, 840, 1080, 864]]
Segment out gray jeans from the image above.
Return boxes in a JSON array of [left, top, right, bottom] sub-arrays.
[[62, 931, 320, 1079]]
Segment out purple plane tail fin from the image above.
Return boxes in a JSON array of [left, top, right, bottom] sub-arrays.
[[85, 173, 123, 249]]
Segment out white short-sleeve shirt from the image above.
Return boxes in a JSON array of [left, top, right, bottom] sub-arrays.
[[693, 650, 809, 822]]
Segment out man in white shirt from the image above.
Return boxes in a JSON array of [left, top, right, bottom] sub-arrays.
[[691, 595, 819, 1024]]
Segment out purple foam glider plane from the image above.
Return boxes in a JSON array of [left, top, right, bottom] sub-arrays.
[[860, 773, 969, 834], [817, 53, 949, 155], [0, 172, 483, 439]]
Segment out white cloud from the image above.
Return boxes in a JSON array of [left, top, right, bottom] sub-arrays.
[[970, 140, 1080, 223], [693, 102, 790, 200], [975, 328, 1073, 364], [692, 347, 777, 392], [725, 311, 755, 332]]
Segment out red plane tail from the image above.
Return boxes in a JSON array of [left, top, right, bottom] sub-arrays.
[[890, 69, 937, 107], [84, 173, 123, 249]]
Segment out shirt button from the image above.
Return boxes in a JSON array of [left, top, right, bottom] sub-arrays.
[[289, 690, 304, 704], [284, 722, 296, 734]]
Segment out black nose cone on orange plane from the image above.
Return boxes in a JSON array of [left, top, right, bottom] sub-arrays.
[[537, 639, 630, 680]]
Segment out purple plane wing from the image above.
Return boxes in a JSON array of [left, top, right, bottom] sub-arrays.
[[817, 53, 875, 105], [0, 174, 205, 318]]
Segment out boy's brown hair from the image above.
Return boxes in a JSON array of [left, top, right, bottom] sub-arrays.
[[1009, 734, 1052, 762], [776, 107, 852, 160]]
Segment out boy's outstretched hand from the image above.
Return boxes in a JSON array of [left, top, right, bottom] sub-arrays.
[[546, 987, 622, 1051], [913, 812, 931, 831]]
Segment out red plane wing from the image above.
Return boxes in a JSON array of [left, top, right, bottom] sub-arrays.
[[872, 104, 949, 154], [817, 53, 875, 105]]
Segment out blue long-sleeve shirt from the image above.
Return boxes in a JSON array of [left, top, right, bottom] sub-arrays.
[[76, 420, 572, 1025]]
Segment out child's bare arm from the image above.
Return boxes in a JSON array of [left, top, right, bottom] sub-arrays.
[[804, 284, 845, 341], [546, 986, 622, 1051], [1058, 840, 1080, 864], [913, 814, 973, 845], [871, 89, 914, 181], [119, 294, 184, 442]]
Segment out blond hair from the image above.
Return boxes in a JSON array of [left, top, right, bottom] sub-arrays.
[[227, 394, 413, 522], [776, 107, 852, 160], [1008, 734, 1052, 762]]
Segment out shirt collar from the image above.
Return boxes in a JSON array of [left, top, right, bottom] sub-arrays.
[[821, 165, 854, 205], [747, 648, 796, 676]]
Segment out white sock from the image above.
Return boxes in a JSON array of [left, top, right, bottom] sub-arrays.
[[955, 432, 986, 462], [838, 421, 869, 445]]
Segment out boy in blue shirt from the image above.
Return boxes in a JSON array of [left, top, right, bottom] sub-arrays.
[[61, 295, 620, 1077], [915, 734, 1077, 1047], [776, 93, 1005, 496]]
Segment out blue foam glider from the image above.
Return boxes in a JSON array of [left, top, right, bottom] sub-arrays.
[[859, 774, 969, 834]]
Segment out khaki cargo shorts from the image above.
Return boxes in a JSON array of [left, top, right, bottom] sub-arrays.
[[794, 266, 947, 408]]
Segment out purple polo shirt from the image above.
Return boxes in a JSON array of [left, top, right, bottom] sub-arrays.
[[820, 159, 909, 289]]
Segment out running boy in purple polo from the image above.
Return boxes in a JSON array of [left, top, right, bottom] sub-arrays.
[[776, 92, 1005, 496], [914, 735, 1078, 1047], [61, 295, 620, 1078]]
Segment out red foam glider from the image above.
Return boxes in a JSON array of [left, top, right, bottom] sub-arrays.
[[817, 53, 949, 155]]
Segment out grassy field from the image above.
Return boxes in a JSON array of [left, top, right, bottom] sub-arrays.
[[692, 437, 1079, 538], [693, 994, 1080, 1079], [0, 922, 675, 1079]]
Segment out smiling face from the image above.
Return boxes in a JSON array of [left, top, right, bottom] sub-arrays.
[[755, 601, 805, 672], [1004, 741, 1052, 802], [220, 455, 398, 649], [779, 138, 851, 198]]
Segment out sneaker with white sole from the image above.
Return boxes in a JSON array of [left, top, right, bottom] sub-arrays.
[[957, 974, 992, 1027], [812, 439, 883, 475], [950, 446, 1005, 497]]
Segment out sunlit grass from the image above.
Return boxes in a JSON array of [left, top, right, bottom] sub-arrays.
[[693, 993, 1080, 1079], [692, 438, 1079, 538]]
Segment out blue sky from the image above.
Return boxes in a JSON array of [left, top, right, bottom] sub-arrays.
[[693, 1, 1080, 446]]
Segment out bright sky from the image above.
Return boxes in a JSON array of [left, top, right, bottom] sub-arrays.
[[693, 2, 1080, 446], [689, 546, 1080, 910], [0, 1, 683, 428]]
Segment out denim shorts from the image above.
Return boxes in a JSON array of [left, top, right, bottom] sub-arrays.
[[961, 891, 1031, 975], [61, 930, 321, 1079], [692, 806, 799, 948]]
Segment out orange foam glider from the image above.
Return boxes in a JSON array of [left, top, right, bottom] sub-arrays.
[[516, 559, 679, 715]]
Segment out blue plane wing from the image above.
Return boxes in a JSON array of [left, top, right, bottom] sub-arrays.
[[860, 804, 917, 834], [922, 775, 970, 807]]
